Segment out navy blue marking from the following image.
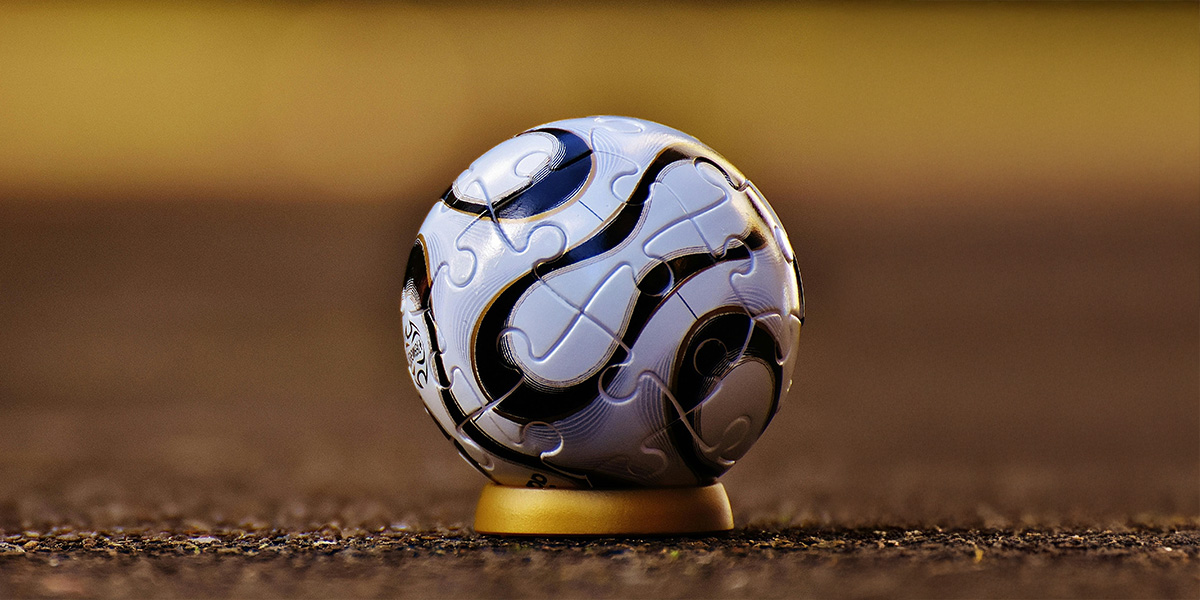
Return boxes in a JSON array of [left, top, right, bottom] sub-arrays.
[[441, 128, 593, 220]]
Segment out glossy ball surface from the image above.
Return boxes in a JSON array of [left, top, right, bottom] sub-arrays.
[[402, 116, 803, 488]]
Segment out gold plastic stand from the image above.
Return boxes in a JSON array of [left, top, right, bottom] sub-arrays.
[[473, 482, 734, 535]]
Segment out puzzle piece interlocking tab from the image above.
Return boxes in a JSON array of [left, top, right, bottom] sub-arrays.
[[402, 116, 803, 489]]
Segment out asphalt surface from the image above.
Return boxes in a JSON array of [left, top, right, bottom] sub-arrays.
[[0, 200, 1196, 598]]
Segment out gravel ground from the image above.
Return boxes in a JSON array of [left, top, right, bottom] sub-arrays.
[[2, 526, 1197, 599], [0, 200, 1195, 598]]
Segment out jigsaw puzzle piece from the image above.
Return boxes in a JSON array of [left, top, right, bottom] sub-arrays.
[[530, 171, 715, 335], [425, 222, 570, 401], [401, 278, 450, 396], [470, 405, 559, 457], [640, 209, 715, 267], [502, 262, 640, 387], [503, 285, 582, 363], [417, 202, 480, 289], [535, 262, 639, 335], [671, 256, 756, 324], [491, 198, 601, 258], [536, 175, 717, 328], [741, 181, 806, 325], [587, 117, 648, 159], [583, 150, 641, 218], [453, 432, 496, 474], [465, 399, 582, 489], [521, 371, 679, 486], [727, 230, 804, 324], [436, 361, 578, 487], [444, 150, 588, 290], [452, 131, 561, 211], [592, 369, 765, 487], [719, 245, 802, 395], [597, 292, 697, 404], [421, 366, 498, 476], [453, 210, 573, 273], [588, 116, 699, 174], [637, 162, 760, 309], [657, 166, 800, 326], [639, 173, 717, 248], [577, 263, 640, 337], [618, 272, 791, 484], [680, 363, 776, 465], [666, 162, 767, 262], [748, 310, 804, 382], [449, 219, 569, 292], [586, 116, 732, 217], [658, 159, 730, 221], [633, 352, 780, 486], [443, 363, 598, 489], [500, 313, 615, 388], [591, 116, 646, 135], [447, 365, 494, 426], [442, 213, 495, 290], [448, 125, 603, 259]]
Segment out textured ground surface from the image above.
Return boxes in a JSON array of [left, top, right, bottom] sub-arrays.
[[2, 527, 1196, 599], [0, 201, 1196, 598]]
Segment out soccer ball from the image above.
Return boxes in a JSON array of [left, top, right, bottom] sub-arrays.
[[402, 116, 803, 489]]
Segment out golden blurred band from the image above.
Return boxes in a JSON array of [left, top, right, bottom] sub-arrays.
[[474, 483, 734, 535]]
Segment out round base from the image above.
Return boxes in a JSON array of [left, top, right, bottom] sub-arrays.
[[473, 482, 734, 535]]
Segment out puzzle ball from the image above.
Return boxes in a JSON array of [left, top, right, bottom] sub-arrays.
[[402, 116, 804, 489]]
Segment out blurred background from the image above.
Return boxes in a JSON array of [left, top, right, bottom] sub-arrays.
[[0, 2, 1196, 531]]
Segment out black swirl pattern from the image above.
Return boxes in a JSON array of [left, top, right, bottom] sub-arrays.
[[474, 144, 764, 425], [404, 236, 592, 485], [406, 131, 798, 486], [666, 309, 784, 483]]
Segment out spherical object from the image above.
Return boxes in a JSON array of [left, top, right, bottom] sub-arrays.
[[401, 116, 804, 489]]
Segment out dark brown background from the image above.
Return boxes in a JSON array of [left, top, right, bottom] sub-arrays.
[[1, 197, 1196, 529], [0, 2, 1196, 597]]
